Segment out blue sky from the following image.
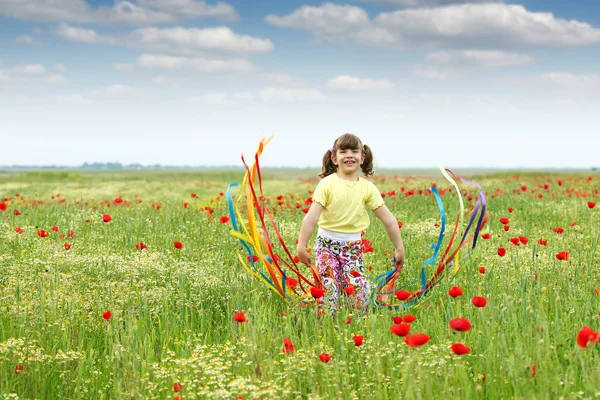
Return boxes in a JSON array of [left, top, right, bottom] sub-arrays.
[[1, 0, 599, 168]]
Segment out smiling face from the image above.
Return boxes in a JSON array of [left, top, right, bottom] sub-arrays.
[[332, 147, 365, 176]]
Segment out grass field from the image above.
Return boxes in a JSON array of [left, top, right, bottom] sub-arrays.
[[0, 168, 599, 399]]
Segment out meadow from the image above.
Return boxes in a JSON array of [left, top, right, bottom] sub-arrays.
[[0, 167, 598, 400]]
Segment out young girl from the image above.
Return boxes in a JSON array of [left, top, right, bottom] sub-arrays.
[[297, 133, 405, 314]]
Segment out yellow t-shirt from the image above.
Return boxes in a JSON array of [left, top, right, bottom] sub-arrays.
[[312, 174, 385, 233]]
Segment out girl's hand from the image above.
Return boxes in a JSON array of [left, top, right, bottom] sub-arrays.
[[297, 247, 312, 266], [394, 249, 405, 269]]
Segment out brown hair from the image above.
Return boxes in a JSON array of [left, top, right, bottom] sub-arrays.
[[319, 133, 374, 178]]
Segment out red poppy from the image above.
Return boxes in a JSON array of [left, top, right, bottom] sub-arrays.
[[319, 353, 332, 363], [507, 207, 513, 213], [344, 286, 355, 296], [59, 233, 65, 238], [64, 243, 71, 250], [310, 287, 325, 299], [136, 242, 147, 250], [538, 238, 548, 246], [472, 296, 487, 308], [499, 217, 509, 224], [174, 397, 183, 400], [576, 326, 599, 348], [404, 333, 431, 347], [509, 237, 520, 246], [395, 289, 411, 300], [588, 201, 596, 209], [102, 214, 112, 223], [448, 286, 463, 298], [451, 343, 470, 355], [37, 229, 49, 237], [102, 310, 111, 320], [191, 193, 197, 198], [479, 267, 486, 274], [15, 364, 24, 374], [556, 251, 569, 261], [247, 255, 259, 262], [521, 185, 527, 191], [346, 317, 353, 324], [233, 312, 246, 323], [0, 203, 6, 211], [173, 382, 183, 392], [403, 314, 416, 323], [503, 225, 510, 231], [361, 239, 374, 253], [220, 215, 230, 224], [15, 227, 23, 235], [293, 256, 300, 263], [529, 364, 537, 378], [353, 335, 364, 346], [350, 270, 362, 278], [391, 323, 411, 337], [519, 236, 529, 245], [282, 338, 295, 354], [449, 318, 472, 332], [553, 227, 564, 234], [481, 233, 491, 240], [286, 278, 298, 289], [397, 221, 403, 229], [498, 248, 506, 257], [174, 241, 183, 249]]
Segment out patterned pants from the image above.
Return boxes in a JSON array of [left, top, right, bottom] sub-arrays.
[[315, 235, 371, 315]]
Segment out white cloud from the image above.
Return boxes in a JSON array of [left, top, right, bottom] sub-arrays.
[[267, 3, 600, 49], [258, 87, 326, 102], [357, 0, 501, 6], [14, 35, 35, 45], [57, 24, 113, 44], [411, 65, 454, 80], [426, 50, 533, 66], [53, 63, 68, 73], [0, 0, 237, 25], [327, 75, 393, 91], [137, 53, 256, 74], [56, 93, 93, 105], [114, 63, 135, 72], [104, 84, 138, 95], [0, 63, 67, 86], [540, 73, 600, 91]]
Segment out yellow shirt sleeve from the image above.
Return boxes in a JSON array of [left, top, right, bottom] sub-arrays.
[[311, 177, 330, 208], [366, 181, 385, 210]]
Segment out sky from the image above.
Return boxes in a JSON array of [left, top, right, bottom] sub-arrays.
[[1, 0, 599, 169]]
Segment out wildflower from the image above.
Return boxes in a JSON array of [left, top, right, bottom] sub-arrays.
[[318, 353, 332, 363], [503, 225, 510, 231], [499, 217, 509, 224], [509, 237, 520, 246], [15, 227, 23, 234], [102, 310, 111, 321], [448, 286, 463, 298], [220, 216, 230, 224], [479, 267, 486, 274], [392, 316, 403, 324], [576, 326, 599, 348], [15, 364, 23, 374], [174, 241, 183, 249], [588, 201, 596, 209], [481, 233, 491, 240], [102, 214, 112, 223], [391, 323, 411, 337], [507, 207, 513, 213], [344, 286, 355, 296], [310, 287, 325, 299], [191, 193, 197, 198], [346, 317, 352, 324], [395, 289, 411, 300], [527, 364, 537, 378], [282, 338, 295, 354], [286, 278, 298, 289], [353, 335, 364, 346], [472, 296, 487, 308], [0, 203, 6, 211], [14, 209, 21, 216], [405, 333, 431, 347], [538, 238, 548, 246], [553, 227, 564, 234], [449, 318, 472, 332], [361, 239, 373, 253], [37, 229, 49, 237], [173, 382, 183, 392], [136, 242, 147, 250], [233, 312, 246, 323], [397, 221, 403, 229], [556, 251, 569, 261], [64, 243, 71, 250], [451, 343, 470, 355], [498, 248, 506, 257], [293, 256, 300, 263], [403, 314, 416, 323], [519, 236, 529, 245]]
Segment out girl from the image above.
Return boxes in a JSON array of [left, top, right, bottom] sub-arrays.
[[297, 133, 405, 314]]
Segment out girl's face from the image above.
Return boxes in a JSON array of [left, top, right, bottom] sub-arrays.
[[332, 147, 364, 175]]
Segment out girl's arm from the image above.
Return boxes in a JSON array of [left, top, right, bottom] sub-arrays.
[[297, 202, 324, 266], [373, 204, 405, 268]]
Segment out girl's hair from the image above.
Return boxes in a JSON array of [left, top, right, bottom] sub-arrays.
[[319, 133, 374, 178]]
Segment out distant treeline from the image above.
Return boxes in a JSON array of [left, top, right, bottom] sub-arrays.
[[0, 162, 246, 170]]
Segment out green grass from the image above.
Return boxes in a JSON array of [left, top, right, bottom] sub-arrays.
[[0, 169, 599, 399]]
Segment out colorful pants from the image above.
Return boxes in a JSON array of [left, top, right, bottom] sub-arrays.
[[315, 235, 371, 314]]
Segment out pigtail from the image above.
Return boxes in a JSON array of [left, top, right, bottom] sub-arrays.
[[361, 144, 375, 177], [319, 149, 338, 178]]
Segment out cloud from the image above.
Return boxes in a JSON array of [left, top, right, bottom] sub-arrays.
[[104, 84, 138, 95], [0, 63, 67, 86], [500, 72, 600, 94], [185, 91, 255, 106], [258, 87, 326, 102], [57, 24, 273, 55], [426, 50, 533, 66], [327, 75, 393, 91], [267, 3, 600, 49], [0, 0, 237, 25], [411, 65, 454, 80], [357, 0, 501, 6], [136, 53, 256, 73], [14, 35, 40, 45]]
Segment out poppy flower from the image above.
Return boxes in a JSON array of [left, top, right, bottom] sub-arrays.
[[247, 255, 259, 263], [448, 286, 463, 298], [310, 287, 325, 299], [293, 256, 300, 263], [59, 233, 65, 238], [392, 316, 403, 324], [64, 243, 71, 250], [509, 237, 520, 246], [220, 215, 230, 224], [391, 323, 411, 337], [0, 203, 6, 211], [233, 312, 246, 323], [519, 236, 529, 245], [404, 333, 431, 347], [102, 310, 111, 321], [319, 353, 332, 363], [395, 289, 411, 300], [503, 225, 510, 231], [286, 278, 298, 289], [174, 241, 183, 249], [350, 270, 362, 278], [346, 317, 353, 324], [37, 229, 49, 237], [173, 382, 183, 393], [191, 193, 197, 198], [353, 335, 364, 346], [576, 326, 599, 348], [451, 343, 470, 355], [13, 209, 21, 216], [102, 214, 112, 223], [528, 364, 537, 378], [361, 239, 374, 253], [538, 238, 548, 246], [397, 221, 403, 229], [344, 286, 355, 296], [174, 397, 183, 400], [499, 217, 509, 224], [136, 242, 147, 250], [588, 201, 596, 209], [479, 267, 486, 274], [498, 248, 506, 257], [553, 227, 564, 234], [507, 207, 513, 213], [403, 314, 416, 323], [15, 364, 24, 374], [15, 227, 23, 235], [521, 185, 527, 191], [481, 233, 491, 240], [449, 318, 472, 332], [556, 251, 569, 261], [282, 338, 295, 354], [472, 296, 487, 308]]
